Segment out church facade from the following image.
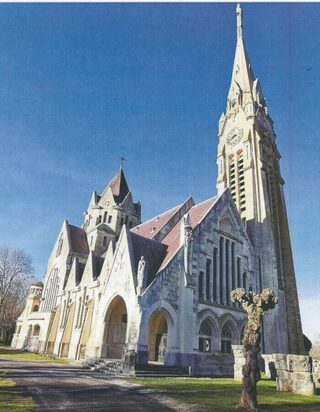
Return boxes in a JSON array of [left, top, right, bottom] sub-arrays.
[[11, 5, 305, 375]]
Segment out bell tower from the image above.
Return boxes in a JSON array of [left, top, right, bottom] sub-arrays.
[[217, 4, 305, 354]]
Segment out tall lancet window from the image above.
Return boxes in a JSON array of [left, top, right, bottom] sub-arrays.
[[228, 155, 236, 204], [221, 324, 232, 354], [238, 151, 246, 214]]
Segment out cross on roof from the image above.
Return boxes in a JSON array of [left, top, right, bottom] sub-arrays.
[[120, 154, 126, 168]]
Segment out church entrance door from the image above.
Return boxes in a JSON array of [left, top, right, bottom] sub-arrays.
[[104, 296, 127, 359], [148, 310, 168, 364]]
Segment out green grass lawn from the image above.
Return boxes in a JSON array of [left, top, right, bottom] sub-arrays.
[[0, 344, 69, 364], [0, 370, 34, 411], [133, 377, 320, 412]]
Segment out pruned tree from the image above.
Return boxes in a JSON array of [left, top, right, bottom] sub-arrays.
[[0, 246, 35, 342], [231, 288, 278, 411]]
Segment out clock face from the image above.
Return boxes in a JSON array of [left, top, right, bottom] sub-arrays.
[[227, 128, 242, 146]]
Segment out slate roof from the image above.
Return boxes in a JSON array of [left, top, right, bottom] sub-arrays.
[[69, 225, 89, 255], [157, 196, 219, 272], [101, 167, 130, 204], [76, 261, 86, 285], [93, 255, 104, 280], [131, 204, 182, 239], [189, 196, 218, 228], [130, 231, 167, 285]]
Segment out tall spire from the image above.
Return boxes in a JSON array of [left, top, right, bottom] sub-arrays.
[[227, 4, 256, 108], [236, 3, 243, 39]]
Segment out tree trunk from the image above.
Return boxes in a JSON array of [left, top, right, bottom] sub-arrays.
[[239, 349, 260, 411]]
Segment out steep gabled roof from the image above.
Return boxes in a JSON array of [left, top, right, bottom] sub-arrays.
[[132, 203, 182, 239], [93, 254, 104, 280], [101, 167, 130, 204], [131, 197, 194, 242], [75, 261, 86, 285], [158, 196, 219, 271], [130, 232, 167, 285], [189, 196, 219, 228], [69, 224, 89, 256]]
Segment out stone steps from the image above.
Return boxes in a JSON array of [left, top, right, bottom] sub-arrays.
[[81, 358, 190, 377], [80, 358, 124, 375]]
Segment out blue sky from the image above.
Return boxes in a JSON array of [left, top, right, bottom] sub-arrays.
[[0, 3, 319, 340]]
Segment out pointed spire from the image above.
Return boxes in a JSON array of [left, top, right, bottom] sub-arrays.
[[228, 5, 254, 104], [101, 167, 130, 204], [236, 4, 243, 39], [227, 5, 267, 113]]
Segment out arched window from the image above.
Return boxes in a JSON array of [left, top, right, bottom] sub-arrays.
[[199, 319, 213, 353], [221, 324, 232, 354], [33, 325, 40, 337], [33, 305, 39, 312]]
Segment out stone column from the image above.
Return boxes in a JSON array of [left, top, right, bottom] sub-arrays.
[[202, 271, 206, 301], [209, 259, 214, 302], [216, 247, 220, 304], [228, 240, 232, 306], [232, 242, 237, 307], [239, 258, 243, 288], [221, 238, 226, 305]]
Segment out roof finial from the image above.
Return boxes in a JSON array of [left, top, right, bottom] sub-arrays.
[[236, 4, 243, 39], [119, 153, 126, 169]]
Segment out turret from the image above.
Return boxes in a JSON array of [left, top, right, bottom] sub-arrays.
[[83, 167, 141, 255], [26, 282, 43, 315]]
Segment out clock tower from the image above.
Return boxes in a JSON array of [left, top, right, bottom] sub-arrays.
[[217, 5, 305, 354]]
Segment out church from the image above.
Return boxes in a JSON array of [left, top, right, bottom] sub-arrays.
[[11, 5, 306, 376]]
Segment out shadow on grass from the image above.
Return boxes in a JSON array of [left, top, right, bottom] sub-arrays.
[[132, 377, 320, 412]]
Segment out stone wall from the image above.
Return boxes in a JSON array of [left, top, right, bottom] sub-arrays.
[[234, 350, 317, 395], [274, 354, 316, 395], [312, 358, 320, 388]]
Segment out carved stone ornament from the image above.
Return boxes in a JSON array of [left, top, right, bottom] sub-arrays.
[[220, 212, 236, 235], [227, 128, 243, 146]]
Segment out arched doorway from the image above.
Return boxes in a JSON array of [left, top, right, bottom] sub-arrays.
[[148, 310, 168, 363], [104, 296, 127, 359], [33, 324, 40, 337]]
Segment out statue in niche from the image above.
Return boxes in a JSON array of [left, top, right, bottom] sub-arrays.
[[137, 256, 147, 293], [231, 288, 278, 411]]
